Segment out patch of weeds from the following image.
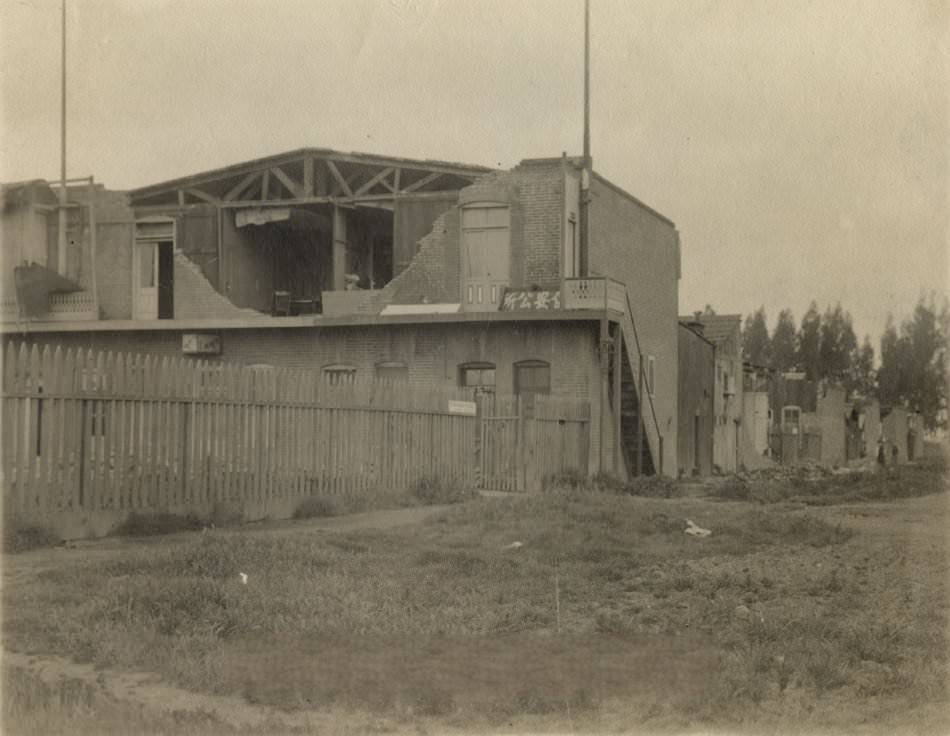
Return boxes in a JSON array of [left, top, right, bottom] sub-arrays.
[[179, 535, 244, 579], [593, 558, 630, 583], [542, 468, 589, 491], [119, 576, 240, 639], [590, 471, 626, 493], [2, 515, 60, 553], [208, 502, 245, 527], [721, 510, 854, 549], [411, 476, 478, 505], [512, 686, 563, 715], [414, 548, 488, 575], [716, 478, 750, 501], [802, 650, 850, 691], [406, 684, 455, 716], [637, 511, 683, 535], [624, 476, 680, 498], [670, 574, 694, 592], [113, 512, 204, 538], [842, 623, 904, 666], [293, 494, 346, 519]]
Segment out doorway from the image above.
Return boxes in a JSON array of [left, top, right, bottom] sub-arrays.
[[134, 218, 175, 320], [137, 240, 174, 320], [460, 204, 510, 311]]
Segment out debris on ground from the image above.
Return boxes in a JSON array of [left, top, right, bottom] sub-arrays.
[[684, 519, 711, 538], [502, 541, 523, 550]]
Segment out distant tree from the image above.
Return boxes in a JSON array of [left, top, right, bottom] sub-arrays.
[[847, 335, 875, 397], [771, 309, 798, 372], [877, 294, 949, 430], [703, 304, 717, 316], [818, 303, 857, 382], [877, 315, 909, 404], [742, 307, 771, 366], [797, 303, 822, 380], [903, 294, 948, 429]]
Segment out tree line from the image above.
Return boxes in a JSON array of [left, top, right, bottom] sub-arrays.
[[740, 294, 947, 430]]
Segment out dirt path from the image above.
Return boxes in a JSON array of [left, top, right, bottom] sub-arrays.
[[2, 503, 451, 586]]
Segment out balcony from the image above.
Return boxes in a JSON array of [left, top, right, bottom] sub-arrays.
[[1, 290, 98, 323], [562, 277, 626, 314]]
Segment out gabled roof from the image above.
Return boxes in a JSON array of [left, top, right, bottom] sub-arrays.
[[129, 147, 494, 207], [678, 314, 742, 346]]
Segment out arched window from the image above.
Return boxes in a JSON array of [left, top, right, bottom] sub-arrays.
[[322, 363, 357, 385], [459, 362, 496, 391], [375, 361, 408, 382], [514, 360, 550, 396]]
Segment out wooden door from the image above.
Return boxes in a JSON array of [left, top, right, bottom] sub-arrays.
[[461, 205, 509, 311]]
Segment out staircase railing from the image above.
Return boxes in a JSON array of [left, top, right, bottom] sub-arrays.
[[621, 289, 663, 475]]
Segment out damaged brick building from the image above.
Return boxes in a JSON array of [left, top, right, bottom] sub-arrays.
[[1, 147, 682, 482]]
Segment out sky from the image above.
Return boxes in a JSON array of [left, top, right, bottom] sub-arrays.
[[1, 0, 946, 345]]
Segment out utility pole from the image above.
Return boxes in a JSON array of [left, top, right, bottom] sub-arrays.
[[579, 0, 591, 277], [58, 0, 68, 275]]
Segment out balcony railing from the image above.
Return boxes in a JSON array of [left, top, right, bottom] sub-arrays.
[[1, 291, 98, 323], [561, 277, 626, 314]]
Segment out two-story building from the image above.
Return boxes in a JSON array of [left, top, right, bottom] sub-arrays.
[[679, 313, 743, 473], [1, 147, 682, 480]]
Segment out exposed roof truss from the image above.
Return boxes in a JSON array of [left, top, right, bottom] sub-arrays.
[[130, 148, 492, 208]]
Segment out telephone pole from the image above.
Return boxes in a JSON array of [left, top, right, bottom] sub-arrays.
[[58, 0, 68, 274]]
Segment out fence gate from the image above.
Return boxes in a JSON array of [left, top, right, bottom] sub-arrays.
[[476, 393, 590, 492], [477, 393, 522, 491]]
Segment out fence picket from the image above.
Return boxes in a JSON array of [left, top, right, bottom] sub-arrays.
[[2, 341, 590, 536]]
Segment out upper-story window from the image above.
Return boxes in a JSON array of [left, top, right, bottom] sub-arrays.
[[459, 362, 496, 392], [460, 203, 510, 311]]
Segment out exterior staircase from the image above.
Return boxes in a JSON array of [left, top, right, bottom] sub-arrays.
[[618, 341, 656, 476]]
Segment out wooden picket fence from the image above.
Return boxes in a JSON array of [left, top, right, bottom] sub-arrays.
[[1, 342, 590, 538]]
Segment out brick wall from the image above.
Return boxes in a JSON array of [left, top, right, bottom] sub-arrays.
[[383, 208, 461, 305], [587, 173, 681, 475], [4, 319, 599, 396], [382, 164, 565, 306], [173, 252, 259, 320], [511, 160, 564, 289]]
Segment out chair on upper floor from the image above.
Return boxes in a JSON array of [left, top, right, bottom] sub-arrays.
[[272, 290, 291, 316]]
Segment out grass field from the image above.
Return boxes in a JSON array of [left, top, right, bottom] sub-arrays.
[[3, 458, 948, 734]]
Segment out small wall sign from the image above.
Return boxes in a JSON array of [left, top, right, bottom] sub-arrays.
[[448, 399, 477, 416], [182, 333, 222, 355]]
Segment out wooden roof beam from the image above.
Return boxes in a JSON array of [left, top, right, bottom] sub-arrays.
[[326, 160, 352, 197], [185, 187, 219, 204], [355, 167, 395, 196], [402, 171, 442, 193], [224, 171, 262, 201], [303, 156, 315, 196], [270, 166, 304, 199]]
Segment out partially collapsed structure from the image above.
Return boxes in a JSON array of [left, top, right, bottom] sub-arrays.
[[1, 148, 681, 481]]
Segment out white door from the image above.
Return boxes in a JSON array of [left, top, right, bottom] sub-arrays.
[[137, 242, 158, 319]]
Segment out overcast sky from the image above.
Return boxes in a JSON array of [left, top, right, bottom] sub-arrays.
[[2, 0, 946, 344]]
